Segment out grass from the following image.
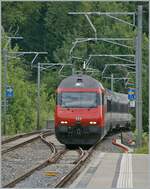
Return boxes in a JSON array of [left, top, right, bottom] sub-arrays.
[[135, 144, 148, 154]]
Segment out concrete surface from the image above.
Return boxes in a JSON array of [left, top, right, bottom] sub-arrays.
[[70, 152, 150, 189]]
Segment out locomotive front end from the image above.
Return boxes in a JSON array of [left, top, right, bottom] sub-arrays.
[[54, 75, 105, 146]]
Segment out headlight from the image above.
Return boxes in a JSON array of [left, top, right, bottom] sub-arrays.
[[60, 121, 68, 124], [90, 121, 97, 125]]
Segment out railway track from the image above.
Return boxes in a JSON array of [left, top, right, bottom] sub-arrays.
[[53, 143, 97, 188], [2, 130, 51, 154], [3, 132, 57, 188], [2, 131, 41, 144], [2, 130, 131, 188], [55, 131, 133, 188], [3, 138, 101, 188]]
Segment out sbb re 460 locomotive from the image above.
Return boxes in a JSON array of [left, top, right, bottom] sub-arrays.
[[54, 74, 131, 146]]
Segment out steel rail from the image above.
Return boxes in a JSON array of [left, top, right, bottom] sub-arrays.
[[73, 147, 85, 164], [2, 132, 58, 188], [54, 140, 102, 188], [3, 135, 118, 188], [3, 151, 68, 187], [3, 159, 49, 188], [2, 130, 52, 154], [2, 136, 105, 188], [48, 149, 67, 163], [53, 149, 88, 188], [40, 132, 57, 154], [2, 130, 42, 144], [2, 135, 40, 154]]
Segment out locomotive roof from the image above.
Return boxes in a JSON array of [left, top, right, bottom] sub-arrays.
[[58, 74, 104, 89]]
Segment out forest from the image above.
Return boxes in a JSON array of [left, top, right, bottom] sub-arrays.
[[1, 1, 149, 144]]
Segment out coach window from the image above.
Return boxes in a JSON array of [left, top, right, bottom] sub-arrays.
[[120, 103, 122, 113], [107, 100, 111, 112], [102, 94, 104, 105], [123, 104, 126, 113], [113, 102, 115, 112], [115, 102, 117, 112], [125, 104, 128, 113], [123, 104, 125, 113], [121, 104, 124, 113]]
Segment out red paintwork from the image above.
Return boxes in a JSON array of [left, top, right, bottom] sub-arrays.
[[57, 88, 104, 93], [55, 105, 105, 128], [112, 138, 128, 153], [55, 87, 105, 129]]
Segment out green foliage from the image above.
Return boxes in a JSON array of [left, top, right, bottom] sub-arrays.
[[134, 132, 149, 154], [2, 32, 51, 134], [1, 1, 149, 135], [135, 145, 148, 154], [130, 114, 136, 132], [142, 35, 149, 132]]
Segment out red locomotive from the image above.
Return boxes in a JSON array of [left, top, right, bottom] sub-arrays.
[[54, 74, 131, 146]]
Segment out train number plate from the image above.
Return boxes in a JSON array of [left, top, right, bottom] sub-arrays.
[[76, 127, 82, 135]]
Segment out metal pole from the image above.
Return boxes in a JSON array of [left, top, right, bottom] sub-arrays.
[[3, 48, 8, 135], [72, 67, 75, 75], [136, 6, 143, 147], [121, 131, 123, 144], [111, 74, 114, 91], [83, 61, 86, 74], [72, 59, 75, 74], [37, 63, 40, 130]]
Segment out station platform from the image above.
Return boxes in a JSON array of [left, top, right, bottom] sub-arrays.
[[70, 152, 150, 189]]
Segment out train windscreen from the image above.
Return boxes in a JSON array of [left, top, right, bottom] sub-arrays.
[[59, 92, 100, 108]]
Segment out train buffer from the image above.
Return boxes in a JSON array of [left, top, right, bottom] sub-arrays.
[[70, 152, 149, 188], [114, 138, 134, 153]]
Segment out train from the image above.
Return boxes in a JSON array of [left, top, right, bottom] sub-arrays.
[[54, 74, 131, 146]]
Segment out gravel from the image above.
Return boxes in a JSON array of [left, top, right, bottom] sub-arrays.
[[96, 133, 123, 153], [58, 150, 79, 164], [45, 134, 65, 152], [2, 138, 52, 186], [63, 131, 129, 187], [2, 131, 132, 188], [15, 164, 74, 188]]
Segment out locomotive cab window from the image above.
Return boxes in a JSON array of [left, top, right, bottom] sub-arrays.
[[56, 93, 62, 105], [59, 92, 101, 108]]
